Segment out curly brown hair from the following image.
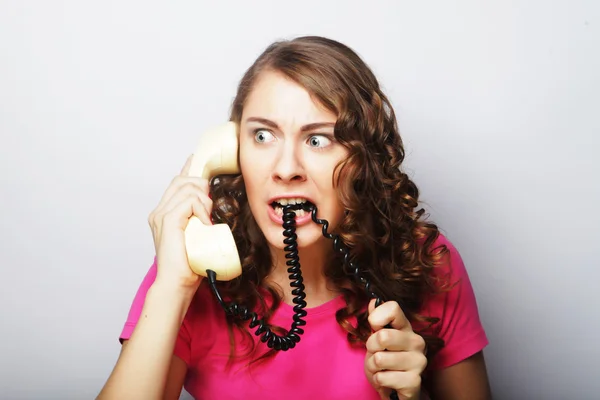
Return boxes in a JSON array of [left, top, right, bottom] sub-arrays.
[[208, 36, 452, 368]]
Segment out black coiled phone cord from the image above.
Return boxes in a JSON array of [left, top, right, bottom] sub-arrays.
[[206, 204, 307, 352], [206, 204, 399, 400]]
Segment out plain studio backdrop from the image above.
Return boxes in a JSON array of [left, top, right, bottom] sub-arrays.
[[1, 1, 598, 399]]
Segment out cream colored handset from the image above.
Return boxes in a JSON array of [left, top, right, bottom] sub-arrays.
[[184, 121, 242, 282]]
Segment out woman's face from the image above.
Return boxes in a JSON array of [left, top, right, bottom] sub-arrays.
[[239, 70, 349, 251]]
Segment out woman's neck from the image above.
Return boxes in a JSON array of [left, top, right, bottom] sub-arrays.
[[266, 241, 340, 308]]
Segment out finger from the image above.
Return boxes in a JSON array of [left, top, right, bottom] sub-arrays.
[[189, 195, 212, 226], [162, 193, 210, 229], [365, 350, 427, 374], [368, 299, 411, 332], [366, 329, 423, 353], [163, 184, 212, 214], [152, 154, 200, 213], [151, 182, 212, 227], [155, 180, 212, 217], [157, 176, 210, 210], [162, 196, 212, 227], [180, 154, 194, 176], [191, 195, 212, 226], [373, 370, 421, 393]]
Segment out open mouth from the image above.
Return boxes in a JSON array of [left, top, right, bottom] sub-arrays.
[[269, 198, 315, 217]]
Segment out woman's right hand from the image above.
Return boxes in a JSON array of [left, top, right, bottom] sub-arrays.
[[147, 155, 213, 291]]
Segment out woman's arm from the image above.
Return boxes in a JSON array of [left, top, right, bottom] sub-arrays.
[[97, 282, 194, 400], [426, 351, 492, 400], [109, 340, 188, 400], [98, 156, 214, 399]]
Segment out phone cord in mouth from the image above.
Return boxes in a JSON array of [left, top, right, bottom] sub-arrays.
[[206, 204, 307, 351]]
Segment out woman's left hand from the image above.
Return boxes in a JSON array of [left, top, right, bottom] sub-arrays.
[[364, 299, 428, 400]]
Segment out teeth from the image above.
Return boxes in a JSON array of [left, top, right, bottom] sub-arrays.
[[274, 197, 308, 205], [272, 198, 309, 218], [273, 206, 305, 217], [289, 198, 306, 205]]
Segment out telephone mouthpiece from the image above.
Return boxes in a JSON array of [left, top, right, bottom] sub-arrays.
[[185, 216, 242, 281]]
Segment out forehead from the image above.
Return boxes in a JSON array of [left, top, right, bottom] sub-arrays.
[[242, 70, 336, 125]]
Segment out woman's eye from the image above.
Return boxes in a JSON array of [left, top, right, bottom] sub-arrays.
[[308, 135, 331, 148], [254, 129, 275, 143]]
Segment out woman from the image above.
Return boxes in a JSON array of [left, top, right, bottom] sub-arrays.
[[98, 36, 491, 399]]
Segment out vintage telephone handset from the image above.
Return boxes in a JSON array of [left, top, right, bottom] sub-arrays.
[[185, 122, 399, 399]]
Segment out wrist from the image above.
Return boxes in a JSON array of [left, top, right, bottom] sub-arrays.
[[154, 259, 204, 293], [153, 271, 202, 295], [145, 280, 198, 322], [149, 278, 198, 300]]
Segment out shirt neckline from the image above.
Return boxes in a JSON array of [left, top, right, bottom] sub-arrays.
[[274, 294, 346, 319]]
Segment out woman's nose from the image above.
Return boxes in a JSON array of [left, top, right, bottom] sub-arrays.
[[271, 142, 306, 183]]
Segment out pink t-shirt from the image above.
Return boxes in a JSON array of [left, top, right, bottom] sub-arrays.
[[120, 234, 488, 399]]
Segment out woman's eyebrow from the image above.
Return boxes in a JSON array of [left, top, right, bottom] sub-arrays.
[[245, 117, 335, 132]]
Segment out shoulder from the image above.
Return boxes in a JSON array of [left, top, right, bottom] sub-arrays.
[[421, 232, 473, 295], [420, 233, 489, 370]]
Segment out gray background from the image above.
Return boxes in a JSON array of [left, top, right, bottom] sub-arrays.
[[1, 0, 598, 399]]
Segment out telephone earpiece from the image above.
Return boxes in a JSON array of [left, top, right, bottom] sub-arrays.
[[184, 121, 243, 282]]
